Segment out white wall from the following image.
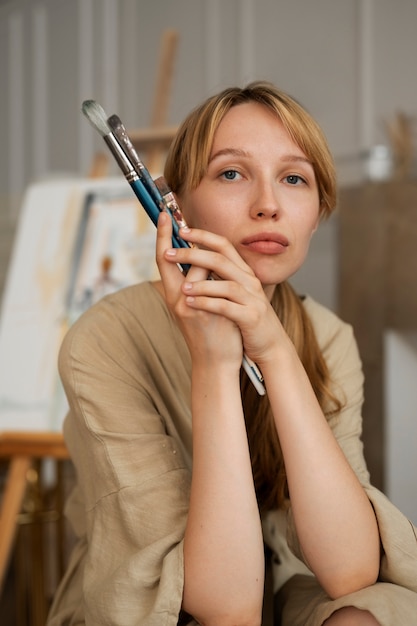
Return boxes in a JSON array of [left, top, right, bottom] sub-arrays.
[[385, 332, 417, 525]]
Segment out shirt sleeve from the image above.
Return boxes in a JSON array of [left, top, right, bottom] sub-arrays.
[[58, 292, 194, 626]]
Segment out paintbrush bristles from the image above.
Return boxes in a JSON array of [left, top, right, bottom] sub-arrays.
[[108, 114, 136, 153], [82, 100, 110, 137], [107, 114, 124, 134]]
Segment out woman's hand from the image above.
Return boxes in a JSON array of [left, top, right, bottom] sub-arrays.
[[156, 212, 243, 372], [156, 211, 284, 370]]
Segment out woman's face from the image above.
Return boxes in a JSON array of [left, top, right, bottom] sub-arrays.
[[178, 102, 321, 296]]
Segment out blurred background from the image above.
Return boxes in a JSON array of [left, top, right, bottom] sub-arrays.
[[0, 0, 416, 623]]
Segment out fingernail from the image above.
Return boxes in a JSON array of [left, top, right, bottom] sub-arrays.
[[183, 282, 193, 291], [180, 226, 191, 233], [165, 248, 177, 256]]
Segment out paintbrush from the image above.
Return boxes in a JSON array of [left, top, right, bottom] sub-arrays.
[[106, 113, 189, 250], [82, 100, 189, 257], [82, 100, 161, 228], [107, 114, 165, 209]]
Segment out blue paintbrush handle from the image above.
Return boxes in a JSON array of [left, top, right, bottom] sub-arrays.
[[130, 178, 189, 251], [129, 178, 190, 273], [130, 178, 162, 229]]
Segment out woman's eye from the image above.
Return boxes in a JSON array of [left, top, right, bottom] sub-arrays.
[[285, 174, 305, 185], [221, 169, 240, 181]]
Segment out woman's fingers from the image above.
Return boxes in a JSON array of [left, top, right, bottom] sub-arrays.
[[156, 212, 174, 268], [179, 227, 249, 271], [156, 212, 208, 309], [163, 241, 254, 289], [183, 279, 266, 329], [155, 212, 185, 304], [157, 216, 276, 362], [160, 222, 267, 327]]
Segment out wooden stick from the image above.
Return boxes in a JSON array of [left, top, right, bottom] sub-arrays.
[[146, 29, 179, 173], [0, 431, 69, 460], [130, 125, 178, 151], [0, 455, 32, 592], [149, 29, 179, 128]]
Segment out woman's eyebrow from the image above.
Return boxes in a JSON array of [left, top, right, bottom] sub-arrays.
[[209, 148, 312, 166], [280, 154, 313, 165], [209, 148, 251, 162]]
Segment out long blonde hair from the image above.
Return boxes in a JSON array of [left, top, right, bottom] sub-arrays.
[[164, 81, 342, 510]]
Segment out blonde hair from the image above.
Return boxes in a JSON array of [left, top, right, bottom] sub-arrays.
[[164, 82, 342, 510]]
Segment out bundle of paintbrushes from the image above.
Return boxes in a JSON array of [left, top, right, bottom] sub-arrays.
[[82, 100, 265, 395]]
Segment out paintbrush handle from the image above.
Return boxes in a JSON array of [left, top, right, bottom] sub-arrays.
[[129, 178, 160, 228], [130, 178, 188, 250], [129, 177, 190, 274]]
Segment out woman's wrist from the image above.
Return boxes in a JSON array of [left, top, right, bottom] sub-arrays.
[[255, 331, 297, 375], [191, 358, 241, 394]]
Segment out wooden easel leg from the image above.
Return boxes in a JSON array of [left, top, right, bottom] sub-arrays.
[[146, 29, 179, 174], [0, 456, 32, 593]]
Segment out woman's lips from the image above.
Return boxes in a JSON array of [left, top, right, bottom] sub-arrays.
[[241, 233, 289, 255]]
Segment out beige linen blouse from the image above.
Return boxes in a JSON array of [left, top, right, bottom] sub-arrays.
[[47, 281, 417, 626]]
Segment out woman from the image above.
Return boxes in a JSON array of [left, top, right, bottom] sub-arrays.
[[48, 82, 417, 626]]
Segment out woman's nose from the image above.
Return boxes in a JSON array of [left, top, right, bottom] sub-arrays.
[[249, 182, 280, 219]]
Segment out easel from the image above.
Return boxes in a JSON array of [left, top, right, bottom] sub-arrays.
[[88, 28, 179, 178], [0, 28, 179, 624], [0, 434, 70, 623]]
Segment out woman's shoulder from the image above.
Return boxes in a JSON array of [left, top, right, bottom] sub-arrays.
[[72, 281, 164, 331], [301, 296, 365, 430], [60, 281, 173, 362], [302, 295, 354, 344], [96, 279, 164, 314]]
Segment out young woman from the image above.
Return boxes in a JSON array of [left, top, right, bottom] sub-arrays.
[[47, 82, 417, 626]]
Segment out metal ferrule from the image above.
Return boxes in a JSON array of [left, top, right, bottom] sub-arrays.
[[104, 133, 138, 179]]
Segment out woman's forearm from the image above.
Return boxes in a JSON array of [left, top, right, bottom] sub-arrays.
[[182, 362, 264, 625], [261, 343, 380, 599]]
